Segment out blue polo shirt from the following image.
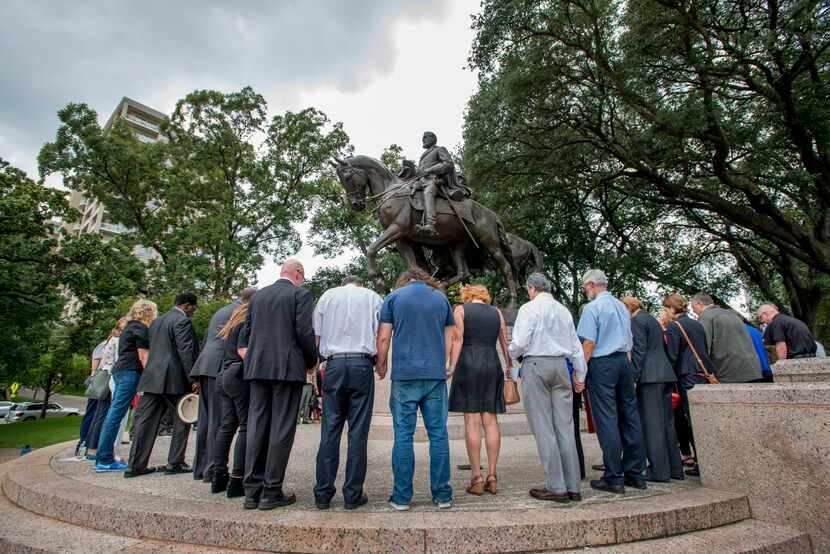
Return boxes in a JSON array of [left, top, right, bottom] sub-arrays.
[[379, 281, 455, 381], [576, 291, 632, 357]]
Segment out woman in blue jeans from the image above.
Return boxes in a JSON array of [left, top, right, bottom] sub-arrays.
[[95, 300, 157, 472]]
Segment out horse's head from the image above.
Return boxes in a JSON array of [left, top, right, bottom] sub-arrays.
[[331, 157, 369, 212]]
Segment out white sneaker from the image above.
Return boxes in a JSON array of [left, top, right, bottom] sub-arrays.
[[432, 499, 452, 509], [389, 501, 411, 511]]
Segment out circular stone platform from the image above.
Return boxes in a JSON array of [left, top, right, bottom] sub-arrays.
[[0, 425, 811, 553]]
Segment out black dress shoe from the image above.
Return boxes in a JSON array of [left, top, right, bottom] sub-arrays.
[[590, 479, 625, 494], [259, 492, 296, 510], [624, 476, 647, 490], [685, 465, 700, 477], [315, 500, 331, 510], [165, 463, 193, 475], [226, 477, 245, 498], [124, 467, 156, 479], [211, 471, 229, 494], [567, 492, 582, 502], [345, 493, 368, 510], [243, 494, 260, 510]]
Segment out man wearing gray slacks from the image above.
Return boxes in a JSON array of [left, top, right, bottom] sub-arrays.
[[509, 273, 587, 503]]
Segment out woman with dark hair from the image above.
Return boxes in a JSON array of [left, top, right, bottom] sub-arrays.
[[662, 293, 716, 477], [211, 292, 254, 497], [448, 284, 510, 496]]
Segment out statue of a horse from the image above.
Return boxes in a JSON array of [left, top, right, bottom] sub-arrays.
[[331, 155, 520, 312]]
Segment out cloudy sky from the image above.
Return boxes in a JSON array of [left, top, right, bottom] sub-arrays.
[[0, 0, 479, 284]]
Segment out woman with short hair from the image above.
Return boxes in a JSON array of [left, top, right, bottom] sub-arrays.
[[448, 284, 510, 495]]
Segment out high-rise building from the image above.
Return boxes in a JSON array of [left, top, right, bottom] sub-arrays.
[[67, 97, 164, 259], [63, 97, 165, 317]]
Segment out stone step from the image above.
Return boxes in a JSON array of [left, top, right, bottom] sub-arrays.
[[0, 465, 263, 554], [3, 443, 760, 554], [558, 519, 812, 553]]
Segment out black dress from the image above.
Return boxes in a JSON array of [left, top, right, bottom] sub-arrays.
[[449, 303, 505, 414]]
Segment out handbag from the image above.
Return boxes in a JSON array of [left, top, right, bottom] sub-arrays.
[[84, 369, 111, 399], [503, 375, 520, 405], [673, 321, 720, 384]]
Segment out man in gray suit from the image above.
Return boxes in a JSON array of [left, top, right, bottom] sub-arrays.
[[126, 292, 199, 478], [624, 297, 683, 482], [191, 288, 255, 481], [692, 293, 762, 383]]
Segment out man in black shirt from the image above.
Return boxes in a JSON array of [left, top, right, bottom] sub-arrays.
[[757, 303, 817, 360]]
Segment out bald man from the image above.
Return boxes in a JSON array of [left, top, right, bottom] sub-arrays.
[[239, 259, 318, 510]]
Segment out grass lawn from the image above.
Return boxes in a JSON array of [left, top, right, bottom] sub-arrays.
[[0, 416, 80, 449]]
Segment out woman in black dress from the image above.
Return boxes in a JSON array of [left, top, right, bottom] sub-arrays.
[[448, 284, 510, 496]]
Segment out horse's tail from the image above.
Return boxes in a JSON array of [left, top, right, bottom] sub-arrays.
[[496, 220, 517, 281], [530, 242, 544, 274]]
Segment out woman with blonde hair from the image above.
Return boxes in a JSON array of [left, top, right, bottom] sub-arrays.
[[448, 284, 510, 495], [211, 289, 256, 497], [95, 299, 158, 473]]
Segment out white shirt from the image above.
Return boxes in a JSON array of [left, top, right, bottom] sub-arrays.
[[313, 284, 383, 357], [508, 292, 587, 382], [99, 336, 120, 371]]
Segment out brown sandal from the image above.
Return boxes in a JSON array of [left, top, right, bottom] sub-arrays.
[[484, 474, 497, 495], [466, 475, 485, 495]]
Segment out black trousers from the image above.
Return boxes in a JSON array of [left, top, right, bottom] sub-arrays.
[[86, 396, 110, 451], [244, 380, 303, 499], [572, 387, 585, 480], [127, 392, 190, 471], [193, 375, 221, 479], [313, 357, 374, 505], [637, 382, 683, 481], [586, 353, 646, 486], [213, 364, 250, 478]]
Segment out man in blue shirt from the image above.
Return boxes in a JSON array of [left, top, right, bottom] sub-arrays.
[[376, 268, 455, 511], [576, 269, 645, 494]]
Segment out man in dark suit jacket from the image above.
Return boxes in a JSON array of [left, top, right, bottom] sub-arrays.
[[240, 259, 318, 510], [190, 290, 250, 482], [627, 300, 683, 482], [126, 292, 199, 478]]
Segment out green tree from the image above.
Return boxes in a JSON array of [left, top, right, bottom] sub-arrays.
[[39, 87, 351, 299], [467, 0, 830, 327]]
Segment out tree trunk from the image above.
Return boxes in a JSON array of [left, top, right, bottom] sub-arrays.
[[40, 378, 53, 420]]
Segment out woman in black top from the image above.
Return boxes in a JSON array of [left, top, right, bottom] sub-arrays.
[[95, 300, 157, 470], [211, 297, 252, 497], [662, 293, 716, 477], [448, 284, 510, 496]]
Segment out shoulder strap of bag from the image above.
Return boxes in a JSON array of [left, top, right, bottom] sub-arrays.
[[673, 320, 718, 382]]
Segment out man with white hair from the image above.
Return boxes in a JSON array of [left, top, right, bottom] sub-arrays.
[[509, 273, 586, 503], [756, 303, 817, 360], [239, 259, 318, 510], [576, 269, 645, 494]]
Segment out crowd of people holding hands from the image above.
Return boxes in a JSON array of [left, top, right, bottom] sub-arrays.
[[75, 259, 821, 511]]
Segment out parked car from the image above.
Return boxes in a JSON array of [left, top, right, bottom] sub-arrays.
[[0, 401, 12, 419], [5, 402, 80, 422]]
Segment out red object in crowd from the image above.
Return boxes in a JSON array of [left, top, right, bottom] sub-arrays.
[[131, 394, 140, 410], [583, 391, 596, 434], [671, 391, 681, 410]]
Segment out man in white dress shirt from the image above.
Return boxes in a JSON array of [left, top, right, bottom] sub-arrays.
[[509, 273, 586, 503], [312, 275, 383, 510]]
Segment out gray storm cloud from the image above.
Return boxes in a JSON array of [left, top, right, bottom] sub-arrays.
[[0, 0, 447, 174]]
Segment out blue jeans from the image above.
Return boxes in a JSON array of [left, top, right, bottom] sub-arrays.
[[389, 379, 452, 505], [96, 370, 140, 465], [586, 353, 646, 486]]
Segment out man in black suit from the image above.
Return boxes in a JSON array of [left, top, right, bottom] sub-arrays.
[[190, 290, 250, 481], [240, 259, 318, 510], [126, 292, 199, 478]]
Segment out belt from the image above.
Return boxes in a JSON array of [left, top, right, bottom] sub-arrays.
[[325, 353, 374, 362]]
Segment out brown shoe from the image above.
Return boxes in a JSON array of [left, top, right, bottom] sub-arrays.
[[529, 488, 569, 503], [466, 476, 484, 496], [484, 474, 497, 495]]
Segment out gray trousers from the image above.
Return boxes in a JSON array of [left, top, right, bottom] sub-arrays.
[[521, 356, 581, 494]]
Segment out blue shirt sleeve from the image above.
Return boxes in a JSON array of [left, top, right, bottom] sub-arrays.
[[444, 299, 455, 326], [379, 294, 394, 324], [576, 304, 599, 343]]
